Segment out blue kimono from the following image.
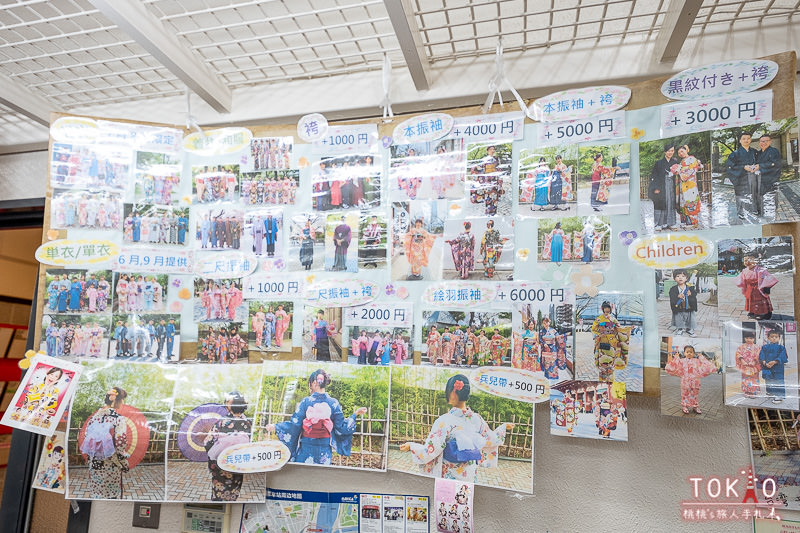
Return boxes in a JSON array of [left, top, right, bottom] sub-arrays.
[[57, 289, 69, 312], [47, 281, 59, 310], [132, 216, 141, 242], [533, 168, 549, 206], [144, 282, 154, 310], [178, 216, 188, 244], [381, 342, 391, 365], [45, 325, 58, 356], [275, 392, 358, 465], [166, 323, 176, 355], [760, 342, 788, 398], [264, 312, 275, 347], [69, 281, 82, 311]]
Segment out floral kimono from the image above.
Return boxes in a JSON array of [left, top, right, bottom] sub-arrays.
[[477, 335, 491, 366], [447, 231, 475, 280], [516, 330, 540, 371], [735, 343, 761, 397], [441, 331, 454, 365], [665, 355, 715, 409], [205, 415, 251, 501], [676, 156, 702, 226], [427, 329, 441, 364], [82, 407, 129, 499], [591, 314, 629, 382], [480, 229, 505, 278], [736, 265, 778, 316], [404, 227, 437, 278], [275, 392, 358, 465], [490, 334, 505, 365], [408, 407, 507, 482]]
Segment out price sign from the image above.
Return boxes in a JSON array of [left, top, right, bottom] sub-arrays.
[[312, 124, 378, 155], [194, 251, 257, 279], [493, 282, 572, 306], [304, 279, 378, 307], [344, 303, 413, 328], [392, 112, 454, 144], [115, 248, 192, 274], [217, 440, 290, 473], [423, 282, 496, 308], [536, 110, 625, 147], [241, 274, 305, 300], [660, 89, 772, 137], [448, 111, 525, 142], [471, 367, 550, 403]]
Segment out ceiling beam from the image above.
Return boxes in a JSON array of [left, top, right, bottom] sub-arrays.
[[653, 0, 703, 63], [383, 0, 431, 91], [0, 72, 62, 126], [88, 0, 232, 113]]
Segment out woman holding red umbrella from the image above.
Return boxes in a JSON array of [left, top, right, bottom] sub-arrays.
[[80, 386, 129, 499]]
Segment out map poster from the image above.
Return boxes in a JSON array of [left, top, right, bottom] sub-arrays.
[[239, 489, 359, 533]]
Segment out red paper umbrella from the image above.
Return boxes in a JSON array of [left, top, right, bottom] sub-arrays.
[[177, 403, 228, 462], [78, 404, 151, 469]]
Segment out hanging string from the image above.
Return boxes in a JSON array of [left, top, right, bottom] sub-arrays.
[[482, 38, 530, 117], [381, 53, 394, 119], [185, 87, 202, 134]]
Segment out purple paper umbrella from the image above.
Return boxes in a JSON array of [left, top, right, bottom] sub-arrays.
[[177, 403, 229, 462]]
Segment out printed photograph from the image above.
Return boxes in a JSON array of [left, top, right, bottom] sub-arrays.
[[537, 215, 610, 270], [67, 361, 176, 501], [45, 268, 112, 315], [391, 200, 445, 281], [167, 365, 265, 502], [390, 139, 465, 201], [717, 236, 795, 322], [287, 213, 326, 271], [711, 118, 800, 226], [358, 213, 388, 270], [134, 150, 181, 205], [51, 189, 123, 231], [109, 314, 180, 363], [194, 205, 243, 250], [242, 208, 283, 258], [122, 204, 190, 247], [32, 431, 67, 493], [248, 301, 294, 359], [196, 322, 249, 364], [655, 262, 720, 338], [389, 365, 533, 493], [577, 143, 631, 216], [191, 164, 239, 203], [239, 169, 298, 206], [344, 303, 414, 365], [638, 134, 712, 232], [464, 142, 512, 216], [40, 314, 111, 359], [302, 306, 344, 362], [724, 321, 799, 409], [249, 136, 293, 171], [660, 336, 724, 420], [312, 154, 382, 211], [112, 272, 168, 313], [443, 216, 513, 281], [575, 292, 644, 392], [253, 361, 390, 471], [518, 145, 578, 217], [421, 310, 512, 367], [512, 299, 575, 383], [324, 212, 359, 273], [193, 278, 246, 323], [550, 381, 628, 441], [51, 142, 130, 190], [748, 407, 800, 511]]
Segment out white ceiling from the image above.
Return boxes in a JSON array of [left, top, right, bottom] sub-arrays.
[[0, 0, 798, 152]]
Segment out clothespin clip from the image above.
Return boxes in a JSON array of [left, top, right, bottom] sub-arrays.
[[381, 53, 394, 120]]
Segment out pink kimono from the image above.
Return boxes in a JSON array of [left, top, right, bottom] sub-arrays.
[[226, 287, 242, 320], [735, 343, 761, 397], [394, 339, 407, 364], [274, 309, 290, 347], [736, 265, 778, 316], [86, 286, 98, 313], [665, 356, 715, 409]]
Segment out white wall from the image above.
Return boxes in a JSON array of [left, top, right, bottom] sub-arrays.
[[87, 395, 798, 533], [0, 151, 46, 201]]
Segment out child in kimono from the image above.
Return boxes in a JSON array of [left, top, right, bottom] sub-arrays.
[[591, 302, 628, 382], [736, 256, 779, 320], [399, 374, 514, 482], [665, 345, 715, 414], [669, 269, 697, 337], [760, 326, 789, 403], [266, 369, 367, 464], [735, 329, 761, 398]]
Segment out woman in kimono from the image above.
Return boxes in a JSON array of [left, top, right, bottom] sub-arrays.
[[676, 144, 702, 228], [97, 277, 110, 312], [480, 220, 507, 278], [489, 329, 505, 365], [446, 221, 475, 280], [14, 366, 63, 426], [312, 310, 333, 361], [393, 334, 407, 365], [532, 157, 550, 210], [665, 344, 715, 414], [547, 222, 565, 266], [427, 327, 441, 365], [266, 369, 367, 465], [299, 219, 316, 270], [61, 324, 73, 357], [274, 304, 291, 348], [68, 277, 82, 312], [403, 218, 438, 281], [252, 306, 266, 348], [226, 283, 242, 321], [464, 327, 477, 366], [452, 329, 465, 366], [263, 307, 276, 348], [735, 329, 761, 398], [440, 327, 454, 366], [590, 153, 618, 211], [45, 322, 59, 356], [554, 154, 572, 202], [591, 302, 628, 382], [399, 374, 513, 482], [581, 223, 595, 263], [736, 255, 778, 320], [211, 283, 226, 320], [203, 392, 252, 501], [81, 387, 129, 499]]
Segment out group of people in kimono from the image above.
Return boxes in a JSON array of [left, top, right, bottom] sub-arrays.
[[51, 190, 122, 230], [197, 211, 242, 249], [426, 326, 509, 366], [251, 304, 292, 350], [648, 143, 704, 230], [44, 320, 105, 358], [198, 325, 248, 363], [114, 274, 165, 313], [140, 172, 179, 205], [240, 172, 297, 205], [312, 156, 379, 211], [197, 280, 244, 321], [520, 154, 573, 210], [467, 145, 506, 216], [351, 330, 409, 365], [446, 220, 509, 279], [51, 143, 127, 189], [124, 209, 188, 245], [47, 272, 111, 314], [734, 324, 789, 404], [250, 137, 292, 171], [111, 318, 177, 360], [194, 166, 238, 203], [515, 317, 570, 379]]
